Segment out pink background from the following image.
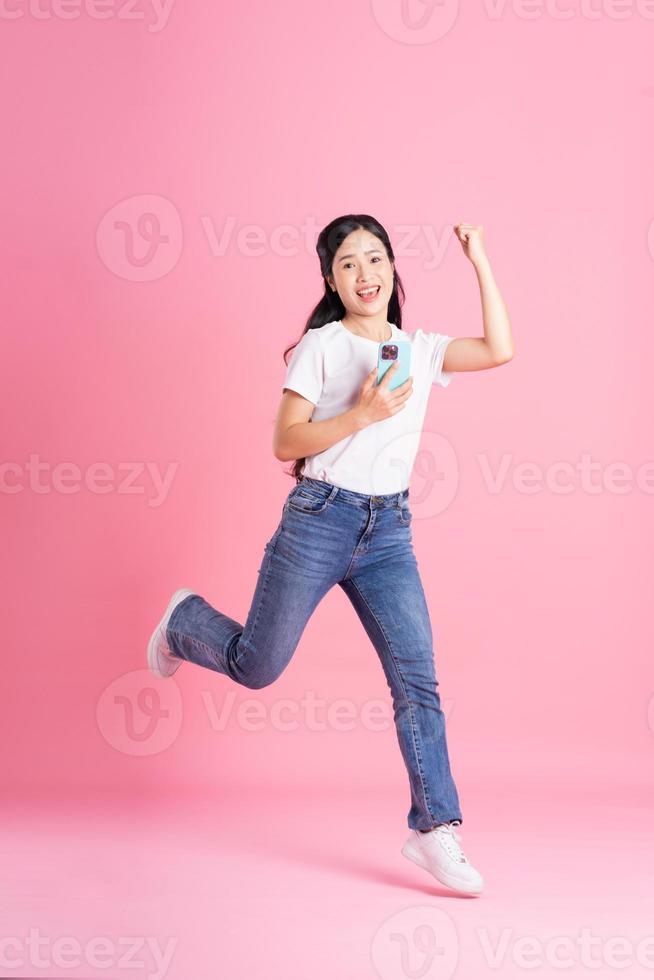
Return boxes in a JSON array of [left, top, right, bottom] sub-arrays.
[[2, 2, 653, 978]]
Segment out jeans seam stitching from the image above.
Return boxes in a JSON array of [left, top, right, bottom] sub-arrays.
[[287, 485, 338, 515], [343, 503, 372, 580], [244, 535, 276, 658], [168, 629, 217, 663], [346, 577, 436, 826], [287, 501, 329, 514]]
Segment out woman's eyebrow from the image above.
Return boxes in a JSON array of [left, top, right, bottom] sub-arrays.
[[338, 248, 382, 262]]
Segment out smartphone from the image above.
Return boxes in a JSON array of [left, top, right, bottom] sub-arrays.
[[377, 340, 411, 390]]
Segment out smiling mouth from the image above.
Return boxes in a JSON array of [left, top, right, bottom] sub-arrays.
[[356, 286, 380, 298]]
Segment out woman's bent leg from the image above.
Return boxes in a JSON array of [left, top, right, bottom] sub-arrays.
[[339, 536, 463, 831], [166, 515, 337, 689]]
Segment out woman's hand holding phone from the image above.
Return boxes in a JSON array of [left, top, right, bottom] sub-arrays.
[[352, 361, 414, 428]]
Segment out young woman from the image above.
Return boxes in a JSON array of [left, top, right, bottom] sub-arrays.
[[147, 213, 514, 896]]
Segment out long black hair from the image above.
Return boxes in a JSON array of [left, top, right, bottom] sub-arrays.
[[282, 213, 406, 482]]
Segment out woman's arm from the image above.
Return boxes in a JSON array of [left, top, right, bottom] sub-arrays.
[[273, 362, 412, 462], [273, 393, 364, 462], [442, 224, 515, 372]]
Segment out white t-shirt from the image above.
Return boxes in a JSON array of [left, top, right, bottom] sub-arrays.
[[282, 319, 454, 495]]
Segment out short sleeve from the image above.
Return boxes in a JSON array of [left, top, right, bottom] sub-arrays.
[[282, 329, 324, 405], [429, 332, 455, 388]]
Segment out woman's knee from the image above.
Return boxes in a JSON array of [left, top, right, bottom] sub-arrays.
[[238, 663, 285, 690]]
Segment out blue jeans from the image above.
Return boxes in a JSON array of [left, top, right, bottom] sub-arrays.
[[167, 476, 463, 830]]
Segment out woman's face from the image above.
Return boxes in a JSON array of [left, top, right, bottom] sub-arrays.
[[327, 229, 395, 317]]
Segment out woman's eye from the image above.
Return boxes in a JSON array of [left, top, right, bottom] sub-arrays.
[[371, 256, 381, 263]]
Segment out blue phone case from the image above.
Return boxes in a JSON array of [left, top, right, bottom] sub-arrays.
[[376, 340, 411, 390]]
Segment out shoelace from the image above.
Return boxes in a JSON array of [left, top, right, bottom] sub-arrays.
[[430, 821, 468, 863]]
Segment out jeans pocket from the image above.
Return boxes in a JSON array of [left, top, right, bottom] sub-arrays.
[[287, 482, 334, 515], [397, 500, 412, 525]]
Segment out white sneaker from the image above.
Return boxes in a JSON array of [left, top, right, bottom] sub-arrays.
[[147, 588, 195, 678], [401, 821, 484, 895]]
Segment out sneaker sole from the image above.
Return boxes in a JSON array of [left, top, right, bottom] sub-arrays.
[[401, 840, 483, 895], [147, 588, 195, 678]]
